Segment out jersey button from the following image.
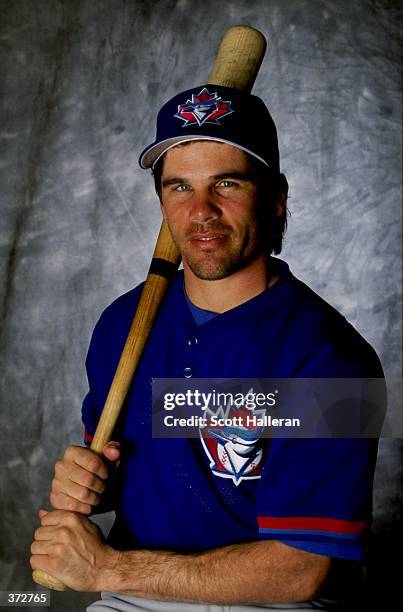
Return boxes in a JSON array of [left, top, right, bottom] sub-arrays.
[[187, 337, 199, 347], [183, 367, 192, 378]]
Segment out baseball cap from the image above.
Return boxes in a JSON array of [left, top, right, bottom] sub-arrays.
[[139, 84, 280, 173]]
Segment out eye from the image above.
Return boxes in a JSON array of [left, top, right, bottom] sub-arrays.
[[217, 180, 237, 188], [175, 183, 191, 192]]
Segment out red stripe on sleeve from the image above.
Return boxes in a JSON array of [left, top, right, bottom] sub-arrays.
[[84, 426, 94, 444], [257, 516, 366, 534]]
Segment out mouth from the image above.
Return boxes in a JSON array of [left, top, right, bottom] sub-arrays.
[[189, 233, 229, 249]]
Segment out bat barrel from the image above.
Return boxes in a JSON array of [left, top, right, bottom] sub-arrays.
[[208, 25, 267, 91]]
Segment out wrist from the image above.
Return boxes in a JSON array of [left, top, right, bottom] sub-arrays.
[[94, 546, 122, 592], [97, 549, 180, 597]]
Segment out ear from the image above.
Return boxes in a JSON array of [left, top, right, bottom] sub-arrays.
[[275, 174, 288, 218]]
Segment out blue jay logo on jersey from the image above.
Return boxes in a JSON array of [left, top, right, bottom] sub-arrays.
[[175, 88, 234, 127], [199, 400, 267, 486]]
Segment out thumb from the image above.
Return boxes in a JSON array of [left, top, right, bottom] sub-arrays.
[[102, 441, 121, 465]]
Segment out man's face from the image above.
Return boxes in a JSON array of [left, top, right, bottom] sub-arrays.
[[159, 141, 266, 281]]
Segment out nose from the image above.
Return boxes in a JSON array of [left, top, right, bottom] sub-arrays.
[[189, 188, 221, 224]]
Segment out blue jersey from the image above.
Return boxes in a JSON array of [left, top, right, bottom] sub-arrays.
[[82, 259, 383, 561]]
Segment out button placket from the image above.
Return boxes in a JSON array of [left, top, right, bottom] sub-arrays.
[[183, 335, 199, 378]]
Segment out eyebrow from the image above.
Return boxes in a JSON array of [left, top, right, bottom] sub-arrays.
[[161, 171, 257, 188]]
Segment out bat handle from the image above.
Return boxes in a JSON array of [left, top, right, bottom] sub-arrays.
[[32, 569, 66, 591]]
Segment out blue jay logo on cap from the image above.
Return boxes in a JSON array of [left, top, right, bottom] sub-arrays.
[[174, 87, 234, 127]]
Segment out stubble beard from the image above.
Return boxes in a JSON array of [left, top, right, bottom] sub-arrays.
[[169, 222, 264, 281]]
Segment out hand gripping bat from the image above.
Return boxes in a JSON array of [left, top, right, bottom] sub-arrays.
[[32, 24, 267, 591]]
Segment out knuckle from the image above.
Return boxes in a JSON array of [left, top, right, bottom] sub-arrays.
[[81, 488, 95, 503], [65, 444, 82, 461], [54, 493, 76, 512], [56, 509, 70, 522], [87, 456, 102, 474], [54, 460, 64, 475], [83, 471, 98, 490], [49, 491, 59, 508], [88, 472, 100, 488], [65, 496, 79, 511], [58, 526, 70, 541], [53, 543, 65, 557], [65, 512, 79, 527], [64, 446, 75, 460]]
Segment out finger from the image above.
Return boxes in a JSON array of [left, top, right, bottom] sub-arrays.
[[102, 442, 121, 464], [39, 510, 90, 531], [53, 475, 103, 505], [64, 446, 109, 480], [34, 525, 56, 541], [31, 527, 65, 555], [55, 461, 106, 494], [39, 509, 72, 527], [31, 537, 55, 554], [30, 552, 64, 581], [69, 465, 107, 493], [49, 490, 93, 515], [38, 509, 49, 520], [30, 553, 51, 571], [30, 551, 64, 576]]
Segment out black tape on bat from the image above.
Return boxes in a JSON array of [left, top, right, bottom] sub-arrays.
[[148, 257, 178, 280]]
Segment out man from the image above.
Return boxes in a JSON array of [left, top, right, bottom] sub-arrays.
[[31, 85, 384, 611]]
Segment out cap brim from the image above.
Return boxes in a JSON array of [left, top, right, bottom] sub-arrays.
[[139, 135, 270, 169]]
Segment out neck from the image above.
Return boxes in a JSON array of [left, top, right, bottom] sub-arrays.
[[184, 254, 276, 313]]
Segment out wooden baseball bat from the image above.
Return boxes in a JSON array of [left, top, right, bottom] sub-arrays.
[[32, 24, 267, 591]]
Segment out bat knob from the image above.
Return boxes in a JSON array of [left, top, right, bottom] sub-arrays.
[[32, 569, 66, 591]]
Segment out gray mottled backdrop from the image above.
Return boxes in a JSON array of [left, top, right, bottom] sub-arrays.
[[0, 0, 401, 610]]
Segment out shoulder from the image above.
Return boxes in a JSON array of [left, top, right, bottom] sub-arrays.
[[87, 281, 146, 359], [88, 269, 185, 354], [271, 260, 383, 377], [97, 282, 145, 329]]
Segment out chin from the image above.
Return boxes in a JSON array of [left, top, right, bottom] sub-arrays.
[[181, 250, 225, 279], [191, 270, 229, 281], [187, 258, 244, 281], [183, 242, 263, 281]]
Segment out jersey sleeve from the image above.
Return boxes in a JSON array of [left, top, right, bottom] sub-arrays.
[[256, 436, 378, 561], [256, 333, 384, 561], [81, 283, 145, 446], [81, 307, 116, 446]]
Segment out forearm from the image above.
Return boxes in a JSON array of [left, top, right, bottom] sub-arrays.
[[100, 540, 331, 605]]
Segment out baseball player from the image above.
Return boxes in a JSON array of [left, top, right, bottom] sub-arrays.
[[30, 85, 384, 611]]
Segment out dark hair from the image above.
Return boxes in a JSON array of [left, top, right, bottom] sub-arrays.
[[245, 154, 288, 256], [152, 147, 288, 255]]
